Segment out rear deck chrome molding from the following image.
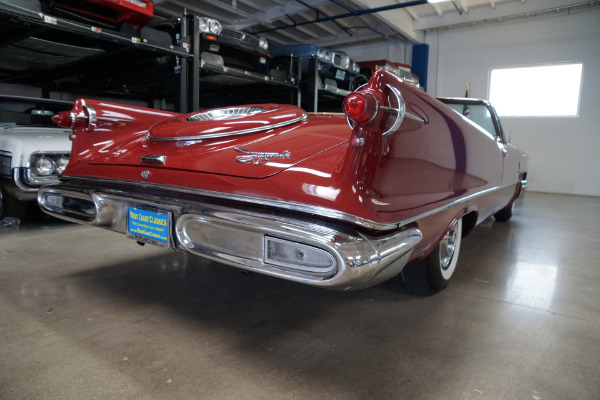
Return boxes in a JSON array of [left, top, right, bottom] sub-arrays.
[[56, 175, 517, 231], [147, 113, 307, 141], [58, 175, 399, 231], [187, 106, 265, 121]]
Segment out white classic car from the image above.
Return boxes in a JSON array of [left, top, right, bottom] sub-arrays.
[[0, 95, 72, 219]]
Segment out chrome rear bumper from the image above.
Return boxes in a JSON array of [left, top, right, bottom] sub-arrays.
[[38, 184, 421, 290]]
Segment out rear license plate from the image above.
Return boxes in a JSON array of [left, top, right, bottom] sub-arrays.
[[126, 204, 171, 248], [335, 70, 346, 80]]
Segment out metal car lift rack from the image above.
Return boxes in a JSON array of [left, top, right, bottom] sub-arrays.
[[0, 0, 302, 113]]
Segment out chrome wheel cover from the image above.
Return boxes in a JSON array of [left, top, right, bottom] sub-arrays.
[[439, 219, 462, 280], [440, 221, 458, 269]]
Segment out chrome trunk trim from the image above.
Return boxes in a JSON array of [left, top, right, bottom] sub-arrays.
[[147, 113, 307, 141], [56, 175, 518, 231], [140, 154, 167, 165]]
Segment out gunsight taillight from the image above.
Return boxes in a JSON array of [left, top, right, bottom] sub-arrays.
[[52, 103, 97, 132], [52, 111, 73, 128], [343, 92, 378, 123]]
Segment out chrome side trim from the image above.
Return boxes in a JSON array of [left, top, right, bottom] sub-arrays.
[[147, 113, 308, 141], [59, 175, 517, 231], [397, 186, 507, 227]]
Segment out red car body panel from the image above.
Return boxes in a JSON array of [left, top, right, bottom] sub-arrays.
[[41, 70, 526, 290], [48, 0, 154, 30]]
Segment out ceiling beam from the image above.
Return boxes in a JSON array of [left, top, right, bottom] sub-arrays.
[[293, 24, 325, 40], [318, 30, 393, 49], [253, 1, 428, 30], [428, 2, 444, 17], [262, 25, 312, 44], [350, 0, 424, 43], [414, 0, 596, 30], [298, 11, 340, 35], [230, 0, 332, 29], [403, 4, 420, 21]]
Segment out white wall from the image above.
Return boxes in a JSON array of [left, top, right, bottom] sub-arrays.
[[425, 8, 600, 197]]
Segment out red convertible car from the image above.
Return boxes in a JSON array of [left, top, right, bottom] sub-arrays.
[[39, 70, 527, 294]]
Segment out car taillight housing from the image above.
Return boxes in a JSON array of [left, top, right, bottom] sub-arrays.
[[52, 111, 73, 128], [52, 102, 97, 132], [343, 92, 378, 123], [342, 70, 413, 137]]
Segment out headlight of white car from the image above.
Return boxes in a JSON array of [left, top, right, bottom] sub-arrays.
[[30, 154, 70, 177], [317, 49, 331, 63], [342, 56, 350, 70], [198, 18, 222, 35], [32, 156, 54, 176], [56, 155, 70, 174], [259, 37, 268, 50]]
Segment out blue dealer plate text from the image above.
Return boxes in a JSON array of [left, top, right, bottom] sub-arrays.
[[127, 206, 169, 246]]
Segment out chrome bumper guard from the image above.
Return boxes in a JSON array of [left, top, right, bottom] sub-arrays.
[[519, 179, 528, 197], [5, 168, 61, 201], [38, 185, 422, 290]]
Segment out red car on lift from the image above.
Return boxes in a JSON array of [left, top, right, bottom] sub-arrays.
[[40, 70, 527, 295], [41, 0, 154, 30], [359, 59, 420, 87]]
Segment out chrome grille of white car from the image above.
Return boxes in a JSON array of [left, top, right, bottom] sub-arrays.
[[220, 29, 260, 47]]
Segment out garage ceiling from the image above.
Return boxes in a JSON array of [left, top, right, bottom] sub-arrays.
[[153, 0, 598, 48]]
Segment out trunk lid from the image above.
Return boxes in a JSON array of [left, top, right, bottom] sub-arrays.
[[84, 105, 350, 179]]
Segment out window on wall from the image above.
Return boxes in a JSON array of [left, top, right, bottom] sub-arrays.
[[489, 63, 583, 117]]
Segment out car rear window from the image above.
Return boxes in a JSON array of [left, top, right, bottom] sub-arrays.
[[0, 99, 71, 128]]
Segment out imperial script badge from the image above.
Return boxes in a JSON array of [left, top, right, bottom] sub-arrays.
[[235, 147, 291, 165]]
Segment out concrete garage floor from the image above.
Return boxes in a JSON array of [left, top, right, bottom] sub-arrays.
[[1, 192, 599, 400]]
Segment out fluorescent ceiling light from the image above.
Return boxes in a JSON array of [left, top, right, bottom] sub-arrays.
[[428, 0, 451, 3]]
